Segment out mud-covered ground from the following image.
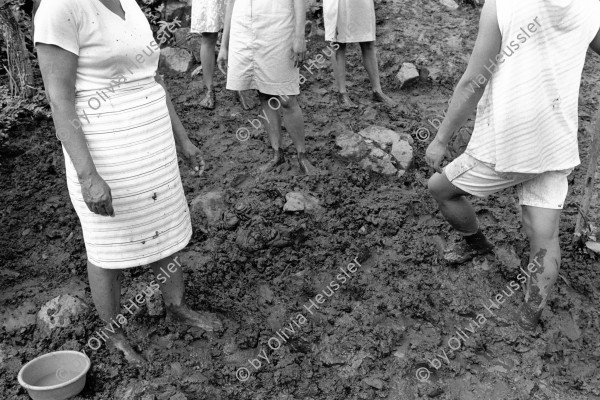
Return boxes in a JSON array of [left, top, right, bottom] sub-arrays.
[[2, 0, 600, 399]]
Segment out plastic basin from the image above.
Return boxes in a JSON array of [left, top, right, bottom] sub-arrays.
[[17, 351, 91, 400]]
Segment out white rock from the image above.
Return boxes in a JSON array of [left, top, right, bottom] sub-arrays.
[[335, 132, 370, 160], [283, 192, 323, 213], [358, 125, 414, 169], [160, 47, 193, 73], [395, 63, 420, 88], [37, 295, 89, 333], [440, 0, 459, 10]]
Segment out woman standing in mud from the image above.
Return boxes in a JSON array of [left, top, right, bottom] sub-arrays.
[[190, 0, 226, 109], [425, 0, 600, 329], [324, 0, 395, 108], [34, 0, 222, 363], [217, 0, 318, 175]]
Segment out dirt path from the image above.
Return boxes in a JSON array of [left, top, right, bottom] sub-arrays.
[[2, 1, 600, 399]]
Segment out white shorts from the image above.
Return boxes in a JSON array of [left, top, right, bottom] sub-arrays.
[[444, 153, 573, 210]]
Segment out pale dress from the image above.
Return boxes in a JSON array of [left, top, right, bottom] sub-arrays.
[[34, 0, 192, 269], [324, 0, 376, 43], [190, 0, 226, 33], [226, 0, 299, 96]]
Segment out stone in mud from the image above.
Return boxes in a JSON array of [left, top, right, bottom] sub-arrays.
[[395, 63, 420, 88], [191, 191, 238, 229], [440, 0, 459, 10], [363, 376, 385, 390], [283, 192, 323, 213], [37, 294, 89, 333], [160, 47, 193, 73], [358, 126, 414, 170], [335, 132, 371, 160], [188, 36, 202, 63]]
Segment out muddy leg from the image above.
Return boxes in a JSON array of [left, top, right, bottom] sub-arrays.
[[518, 206, 561, 330], [428, 172, 493, 260], [279, 95, 318, 175], [150, 254, 223, 332], [86, 261, 146, 364], [332, 43, 357, 108], [359, 41, 395, 106], [199, 32, 218, 109], [256, 92, 285, 173], [428, 172, 479, 235]]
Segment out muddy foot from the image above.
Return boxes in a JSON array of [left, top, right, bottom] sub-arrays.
[[443, 239, 494, 264], [213, 210, 240, 230], [337, 92, 358, 109], [258, 149, 285, 174], [516, 302, 542, 331], [297, 153, 319, 175], [372, 91, 396, 106], [167, 304, 223, 332], [237, 90, 257, 110], [200, 89, 215, 109], [107, 332, 147, 365]]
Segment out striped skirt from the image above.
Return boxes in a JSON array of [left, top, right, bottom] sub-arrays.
[[66, 78, 192, 269]]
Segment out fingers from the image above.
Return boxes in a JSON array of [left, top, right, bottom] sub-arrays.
[[217, 58, 227, 75]]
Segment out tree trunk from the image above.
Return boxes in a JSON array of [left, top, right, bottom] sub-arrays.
[[0, 1, 34, 98]]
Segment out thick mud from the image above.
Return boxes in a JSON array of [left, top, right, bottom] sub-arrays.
[[2, 0, 600, 399]]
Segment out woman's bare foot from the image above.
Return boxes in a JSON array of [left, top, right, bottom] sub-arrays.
[[372, 90, 396, 106], [337, 92, 358, 109], [237, 90, 257, 110], [258, 149, 285, 174], [200, 88, 215, 109], [516, 302, 542, 331], [107, 331, 147, 365], [298, 152, 318, 175], [166, 303, 223, 332]]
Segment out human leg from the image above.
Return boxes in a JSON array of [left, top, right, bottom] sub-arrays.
[[87, 261, 146, 363], [332, 43, 356, 108], [199, 32, 218, 109], [150, 254, 223, 331], [517, 206, 561, 330], [278, 94, 318, 175], [359, 41, 395, 106], [256, 92, 285, 173]]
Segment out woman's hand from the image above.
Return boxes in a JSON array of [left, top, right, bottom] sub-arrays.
[[291, 35, 306, 68], [425, 138, 448, 173], [217, 47, 228, 75], [79, 172, 114, 216], [178, 140, 206, 177]]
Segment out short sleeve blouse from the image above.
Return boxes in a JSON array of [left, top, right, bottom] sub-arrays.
[[34, 0, 160, 93]]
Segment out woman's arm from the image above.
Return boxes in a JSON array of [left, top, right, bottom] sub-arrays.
[[154, 74, 206, 175], [37, 43, 114, 216], [591, 27, 600, 55], [217, 0, 236, 74], [292, 0, 307, 67], [425, 0, 502, 171]]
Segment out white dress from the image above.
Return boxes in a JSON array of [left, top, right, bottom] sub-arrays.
[[226, 0, 299, 96], [324, 0, 376, 43], [190, 0, 226, 33], [34, 0, 192, 269]]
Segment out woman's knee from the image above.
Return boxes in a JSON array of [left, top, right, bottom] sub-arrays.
[[521, 207, 560, 241], [428, 173, 450, 202]]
